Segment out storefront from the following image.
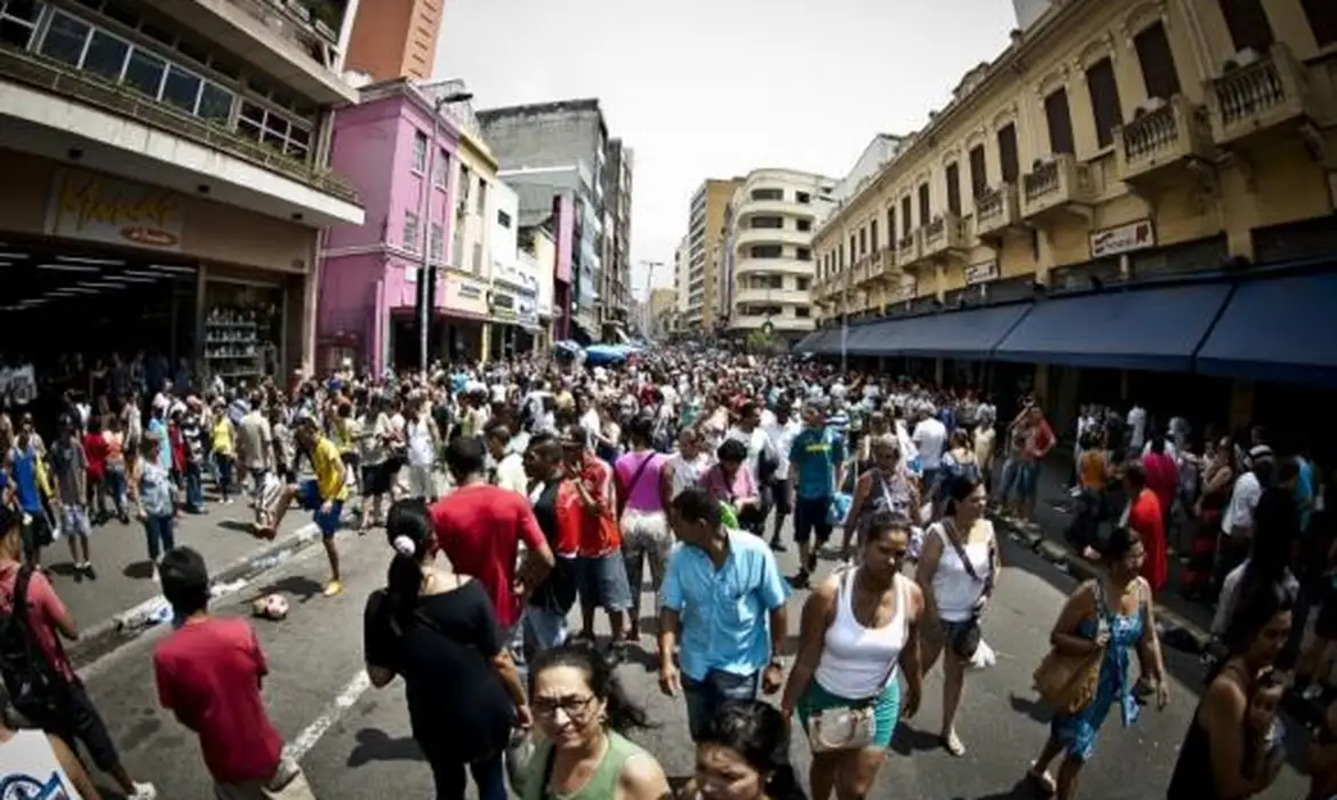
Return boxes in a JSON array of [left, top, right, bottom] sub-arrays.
[[441, 271, 489, 363], [517, 294, 540, 354], [0, 155, 316, 388]]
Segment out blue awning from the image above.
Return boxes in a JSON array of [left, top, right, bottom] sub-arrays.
[[843, 322, 889, 355], [864, 304, 1031, 360], [794, 330, 823, 353], [993, 283, 1233, 372], [1195, 271, 1337, 387]]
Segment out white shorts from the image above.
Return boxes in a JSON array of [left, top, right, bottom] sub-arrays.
[[406, 464, 435, 499]]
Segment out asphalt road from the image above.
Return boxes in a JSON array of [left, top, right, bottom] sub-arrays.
[[69, 518, 1311, 799]]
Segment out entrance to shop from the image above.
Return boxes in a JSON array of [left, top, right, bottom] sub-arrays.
[[389, 314, 445, 371], [201, 278, 287, 384]]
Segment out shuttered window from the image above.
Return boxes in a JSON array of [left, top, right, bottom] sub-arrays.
[[1217, 0, 1274, 52], [945, 162, 962, 215], [870, 219, 879, 251], [968, 145, 988, 197], [1085, 58, 1123, 149], [900, 196, 912, 238], [887, 207, 896, 243], [997, 124, 1019, 182], [917, 183, 931, 226], [1301, 0, 1337, 47], [1134, 21, 1181, 100], [1044, 87, 1076, 155]]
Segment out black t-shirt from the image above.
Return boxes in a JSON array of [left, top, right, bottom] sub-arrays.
[[363, 580, 514, 759], [527, 481, 577, 615]]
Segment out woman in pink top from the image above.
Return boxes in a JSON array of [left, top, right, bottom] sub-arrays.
[[703, 438, 761, 523], [614, 416, 671, 640]]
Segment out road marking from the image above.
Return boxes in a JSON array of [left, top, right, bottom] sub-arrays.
[[286, 670, 372, 762]]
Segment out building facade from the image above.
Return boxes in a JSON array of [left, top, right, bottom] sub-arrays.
[[488, 180, 542, 357], [477, 100, 617, 343], [0, 0, 364, 380], [807, 0, 1337, 437], [600, 137, 634, 339], [319, 77, 502, 372], [679, 178, 742, 332], [647, 287, 677, 339], [523, 222, 557, 349], [723, 169, 836, 343], [343, 0, 443, 81]]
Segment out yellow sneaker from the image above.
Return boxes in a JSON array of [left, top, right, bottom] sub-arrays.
[[323, 580, 343, 597]]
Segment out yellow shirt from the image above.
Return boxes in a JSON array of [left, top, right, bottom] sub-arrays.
[[311, 436, 349, 502], [212, 419, 234, 455]]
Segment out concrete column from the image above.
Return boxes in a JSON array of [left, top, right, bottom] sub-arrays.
[[480, 323, 492, 363]]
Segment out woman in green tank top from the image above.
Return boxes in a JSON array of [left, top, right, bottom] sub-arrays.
[[521, 644, 671, 800]]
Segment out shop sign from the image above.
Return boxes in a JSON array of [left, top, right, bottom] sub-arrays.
[[444, 274, 489, 316], [45, 168, 185, 250], [964, 260, 999, 286], [1090, 219, 1155, 259], [490, 290, 518, 321]]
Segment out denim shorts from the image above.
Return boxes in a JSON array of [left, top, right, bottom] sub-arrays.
[[298, 479, 343, 539], [1016, 462, 1040, 501], [683, 669, 759, 742], [576, 552, 632, 613]]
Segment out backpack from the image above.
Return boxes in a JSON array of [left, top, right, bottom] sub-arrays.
[[0, 566, 69, 725]]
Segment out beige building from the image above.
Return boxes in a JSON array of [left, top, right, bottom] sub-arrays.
[[679, 178, 742, 331], [724, 168, 837, 341], [647, 287, 677, 338], [815, 0, 1337, 324]]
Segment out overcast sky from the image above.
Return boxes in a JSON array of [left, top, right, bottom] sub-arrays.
[[434, 0, 1018, 299]]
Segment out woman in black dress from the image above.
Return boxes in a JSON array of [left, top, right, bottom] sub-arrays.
[[363, 499, 529, 800]]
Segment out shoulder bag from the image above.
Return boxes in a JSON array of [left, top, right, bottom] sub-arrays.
[[940, 520, 992, 659], [1032, 581, 1109, 714], [806, 569, 900, 753]]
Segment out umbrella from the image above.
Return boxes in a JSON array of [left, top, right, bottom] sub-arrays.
[[553, 340, 584, 356], [584, 344, 629, 366]]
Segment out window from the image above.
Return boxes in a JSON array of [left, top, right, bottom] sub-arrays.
[[750, 245, 782, 259], [795, 191, 811, 204], [82, 29, 130, 82], [870, 219, 879, 251], [945, 162, 962, 216], [751, 188, 783, 201], [1044, 87, 1076, 155], [458, 166, 472, 203], [0, 0, 41, 48], [434, 149, 449, 187], [1134, 21, 1181, 100], [997, 124, 1020, 182], [476, 181, 487, 215], [1084, 58, 1123, 149], [161, 64, 201, 113], [197, 82, 232, 122], [968, 145, 988, 198], [849, 235, 857, 261], [859, 228, 867, 255], [411, 131, 428, 173], [122, 47, 166, 98], [900, 197, 912, 237], [749, 216, 783, 229], [796, 306, 811, 318], [41, 12, 90, 66], [797, 277, 811, 290], [796, 219, 812, 232], [1301, 0, 1337, 47], [917, 183, 930, 227], [1217, 0, 1274, 52], [796, 247, 812, 261], [403, 212, 420, 254], [429, 222, 443, 263], [497, 210, 512, 228]]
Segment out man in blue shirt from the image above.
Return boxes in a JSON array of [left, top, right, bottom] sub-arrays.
[[786, 400, 845, 588], [5, 428, 51, 567], [658, 487, 789, 741]]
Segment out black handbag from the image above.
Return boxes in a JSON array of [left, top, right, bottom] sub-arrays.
[[941, 520, 993, 660]]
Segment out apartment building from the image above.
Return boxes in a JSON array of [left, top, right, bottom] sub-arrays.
[[343, 0, 442, 81], [679, 178, 742, 332], [600, 137, 634, 339], [0, 0, 365, 377], [723, 169, 837, 344], [807, 0, 1337, 435]]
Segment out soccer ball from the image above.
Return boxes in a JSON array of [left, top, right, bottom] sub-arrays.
[[252, 593, 289, 621]]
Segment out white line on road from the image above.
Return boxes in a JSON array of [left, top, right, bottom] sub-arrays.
[[285, 670, 372, 762]]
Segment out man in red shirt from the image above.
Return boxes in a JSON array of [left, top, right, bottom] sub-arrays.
[[0, 506, 157, 799], [431, 436, 554, 638], [153, 546, 316, 799], [557, 426, 632, 645], [1124, 461, 1167, 592]]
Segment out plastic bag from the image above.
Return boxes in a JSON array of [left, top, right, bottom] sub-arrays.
[[828, 493, 853, 527], [969, 639, 996, 670]]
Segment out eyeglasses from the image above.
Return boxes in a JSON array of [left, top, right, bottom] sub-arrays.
[[532, 694, 596, 721]]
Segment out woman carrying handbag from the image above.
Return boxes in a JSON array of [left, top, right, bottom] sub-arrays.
[[780, 514, 924, 800]]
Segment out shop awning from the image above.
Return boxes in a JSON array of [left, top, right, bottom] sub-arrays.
[[846, 321, 895, 355], [859, 304, 1031, 360], [1195, 271, 1337, 387], [993, 282, 1233, 372], [794, 331, 823, 353], [797, 329, 836, 354]]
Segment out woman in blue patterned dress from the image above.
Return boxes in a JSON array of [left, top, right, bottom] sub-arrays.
[[1025, 527, 1170, 799]]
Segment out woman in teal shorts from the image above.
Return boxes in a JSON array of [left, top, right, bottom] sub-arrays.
[[781, 514, 925, 800]]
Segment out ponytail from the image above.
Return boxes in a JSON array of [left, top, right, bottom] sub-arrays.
[[383, 499, 433, 627]]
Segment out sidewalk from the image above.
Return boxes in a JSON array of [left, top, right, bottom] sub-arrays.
[[989, 455, 1216, 652]]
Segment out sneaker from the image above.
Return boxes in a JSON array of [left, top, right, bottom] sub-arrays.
[[128, 781, 157, 800], [151, 564, 161, 584], [788, 570, 810, 589], [83, 563, 97, 581], [323, 580, 343, 597]]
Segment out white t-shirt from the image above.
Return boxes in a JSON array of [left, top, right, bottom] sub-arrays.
[[1127, 406, 1147, 451], [1221, 471, 1262, 537], [764, 419, 800, 477], [0, 729, 83, 798], [912, 417, 948, 470], [406, 419, 435, 467]]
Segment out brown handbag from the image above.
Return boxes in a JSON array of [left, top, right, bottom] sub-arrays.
[[1032, 582, 1109, 714]]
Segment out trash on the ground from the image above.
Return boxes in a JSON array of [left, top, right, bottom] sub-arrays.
[[211, 578, 248, 598]]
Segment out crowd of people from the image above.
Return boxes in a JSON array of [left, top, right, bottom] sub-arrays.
[[0, 344, 1331, 800]]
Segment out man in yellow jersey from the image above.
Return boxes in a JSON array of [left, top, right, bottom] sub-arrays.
[[256, 417, 346, 596]]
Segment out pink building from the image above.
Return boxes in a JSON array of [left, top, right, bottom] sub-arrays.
[[317, 78, 461, 374]]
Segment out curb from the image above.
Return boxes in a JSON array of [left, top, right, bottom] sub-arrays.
[[68, 522, 322, 669], [991, 514, 1213, 655]]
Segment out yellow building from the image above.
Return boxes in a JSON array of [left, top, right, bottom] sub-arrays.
[[647, 287, 677, 338], [681, 178, 743, 331], [808, 0, 1337, 426]]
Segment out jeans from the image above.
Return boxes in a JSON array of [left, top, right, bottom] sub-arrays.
[[523, 604, 568, 657], [105, 468, 127, 517], [144, 514, 176, 562], [683, 668, 759, 741], [213, 453, 234, 501], [184, 462, 204, 512], [425, 748, 507, 800]]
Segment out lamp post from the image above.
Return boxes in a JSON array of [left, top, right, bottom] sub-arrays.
[[417, 89, 474, 375]]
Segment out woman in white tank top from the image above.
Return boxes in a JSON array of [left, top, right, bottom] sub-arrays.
[[914, 474, 1000, 759], [780, 515, 925, 800]]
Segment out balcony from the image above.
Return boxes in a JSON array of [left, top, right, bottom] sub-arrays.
[[897, 229, 924, 271], [869, 247, 896, 281], [1115, 95, 1215, 187], [735, 227, 811, 250], [1206, 43, 1316, 150], [922, 212, 969, 261], [852, 256, 871, 286], [1021, 154, 1099, 224], [733, 287, 811, 306], [975, 183, 1021, 243]]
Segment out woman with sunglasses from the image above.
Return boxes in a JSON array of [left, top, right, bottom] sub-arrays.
[[520, 643, 670, 800]]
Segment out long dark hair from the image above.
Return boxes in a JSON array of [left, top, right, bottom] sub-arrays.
[[384, 499, 432, 627], [1210, 579, 1297, 683], [700, 701, 807, 800], [529, 642, 654, 734]]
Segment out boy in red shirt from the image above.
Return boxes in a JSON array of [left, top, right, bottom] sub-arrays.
[[154, 546, 315, 799]]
